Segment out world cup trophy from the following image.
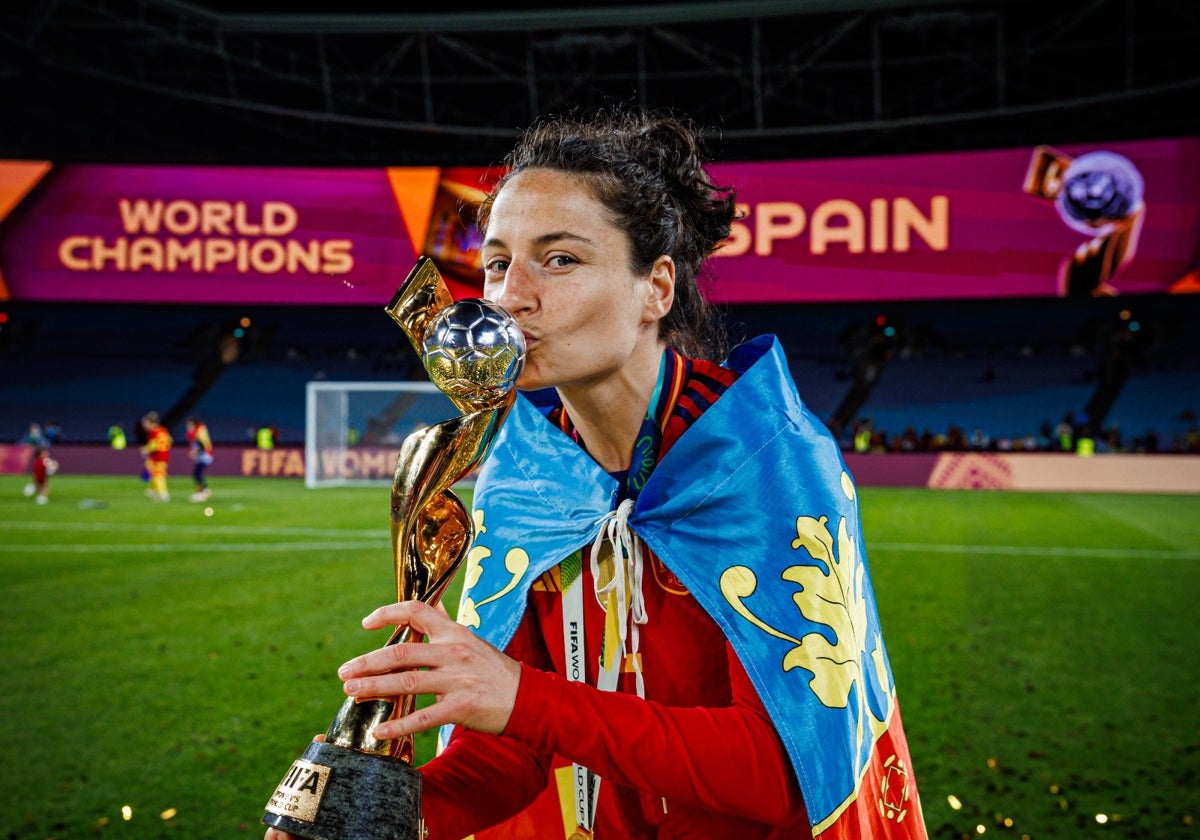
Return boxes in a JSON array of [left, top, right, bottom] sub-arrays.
[[262, 256, 525, 840]]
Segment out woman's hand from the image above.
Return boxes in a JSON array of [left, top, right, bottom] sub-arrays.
[[339, 600, 521, 741]]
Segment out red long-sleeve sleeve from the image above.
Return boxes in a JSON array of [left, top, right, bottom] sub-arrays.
[[504, 646, 805, 828], [419, 726, 550, 840], [420, 590, 559, 840]]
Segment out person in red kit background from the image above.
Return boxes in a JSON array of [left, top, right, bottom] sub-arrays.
[[140, 411, 172, 502], [24, 445, 57, 505]]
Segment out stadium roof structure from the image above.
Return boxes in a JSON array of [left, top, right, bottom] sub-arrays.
[[3, 0, 1199, 166]]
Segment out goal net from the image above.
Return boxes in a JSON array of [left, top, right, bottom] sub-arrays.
[[304, 381, 461, 488]]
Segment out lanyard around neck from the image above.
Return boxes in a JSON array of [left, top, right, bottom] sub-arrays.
[[560, 349, 679, 835], [561, 553, 602, 834], [624, 352, 668, 501]]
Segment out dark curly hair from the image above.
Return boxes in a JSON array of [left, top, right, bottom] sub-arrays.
[[479, 105, 737, 360]]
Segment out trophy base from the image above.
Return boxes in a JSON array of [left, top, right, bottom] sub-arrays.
[[262, 739, 423, 840]]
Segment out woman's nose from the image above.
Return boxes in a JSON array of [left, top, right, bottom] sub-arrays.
[[488, 263, 533, 313]]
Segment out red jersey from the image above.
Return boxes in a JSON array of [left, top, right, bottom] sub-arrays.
[[423, 554, 810, 839], [421, 354, 810, 839], [144, 426, 172, 463], [187, 422, 213, 456], [32, 453, 51, 484]]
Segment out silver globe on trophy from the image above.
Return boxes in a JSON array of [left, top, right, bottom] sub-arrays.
[[262, 256, 525, 840]]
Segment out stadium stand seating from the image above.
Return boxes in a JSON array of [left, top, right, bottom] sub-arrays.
[[2, 294, 1197, 450], [0, 302, 421, 445]]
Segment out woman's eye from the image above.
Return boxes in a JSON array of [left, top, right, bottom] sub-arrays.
[[485, 257, 510, 273], [548, 255, 575, 268]]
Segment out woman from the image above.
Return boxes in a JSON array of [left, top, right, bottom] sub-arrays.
[[25, 445, 57, 504], [269, 106, 925, 840], [186, 415, 214, 502], [140, 410, 172, 502]]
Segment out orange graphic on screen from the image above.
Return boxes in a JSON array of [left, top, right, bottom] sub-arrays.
[[385, 167, 442, 254], [0, 160, 54, 300], [386, 166, 496, 300]]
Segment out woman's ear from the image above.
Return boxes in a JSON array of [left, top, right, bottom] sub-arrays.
[[644, 255, 675, 323]]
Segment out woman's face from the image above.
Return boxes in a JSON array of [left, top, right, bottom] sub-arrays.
[[481, 168, 672, 393]]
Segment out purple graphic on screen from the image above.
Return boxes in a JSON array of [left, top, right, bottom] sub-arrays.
[[1055, 151, 1145, 235]]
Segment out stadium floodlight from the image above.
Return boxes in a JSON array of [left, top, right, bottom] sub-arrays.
[[304, 380, 460, 488]]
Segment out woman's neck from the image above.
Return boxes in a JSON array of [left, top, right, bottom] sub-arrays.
[[557, 340, 666, 473]]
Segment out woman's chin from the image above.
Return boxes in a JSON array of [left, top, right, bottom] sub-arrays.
[[514, 362, 549, 392]]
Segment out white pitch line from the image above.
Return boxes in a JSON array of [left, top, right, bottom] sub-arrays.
[[870, 542, 1200, 560], [2, 529, 1195, 560], [0, 520, 386, 538], [0, 541, 385, 553]]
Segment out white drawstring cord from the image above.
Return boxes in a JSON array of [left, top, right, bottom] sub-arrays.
[[588, 497, 647, 698]]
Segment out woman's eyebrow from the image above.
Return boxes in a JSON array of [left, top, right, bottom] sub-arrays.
[[483, 231, 594, 251], [534, 231, 593, 247]]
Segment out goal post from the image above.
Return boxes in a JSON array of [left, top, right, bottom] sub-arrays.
[[304, 381, 460, 488]]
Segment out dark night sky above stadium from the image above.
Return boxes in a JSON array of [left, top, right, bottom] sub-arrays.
[[2, 0, 1198, 167]]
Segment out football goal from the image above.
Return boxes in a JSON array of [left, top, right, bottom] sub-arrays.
[[304, 381, 460, 488]]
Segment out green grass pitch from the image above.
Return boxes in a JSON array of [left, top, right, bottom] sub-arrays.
[[1, 475, 1198, 838]]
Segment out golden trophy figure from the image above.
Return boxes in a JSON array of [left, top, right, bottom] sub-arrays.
[[1022, 145, 1146, 297], [262, 257, 525, 840]]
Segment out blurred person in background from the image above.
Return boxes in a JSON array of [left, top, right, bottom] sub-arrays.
[[256, 422, 278, 450], [23, 445, 57, 504], [186, 415, 214, 502], [108, 423, 127, 450], [43, 419, 62, 446], [140, 411, 172, 502], [21, 422, 46, 447]]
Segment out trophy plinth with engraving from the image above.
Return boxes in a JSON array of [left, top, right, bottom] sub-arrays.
[[262, 257, 525, 840]]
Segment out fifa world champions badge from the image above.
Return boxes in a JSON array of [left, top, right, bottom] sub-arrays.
[[1023, 145, 1145, 297]]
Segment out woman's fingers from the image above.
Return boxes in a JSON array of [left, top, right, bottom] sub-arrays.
[[338, 600, 521, 737], [361, 599, 455, 634], [338, 602, 468, 684]]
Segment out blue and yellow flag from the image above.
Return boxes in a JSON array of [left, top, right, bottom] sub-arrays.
[[452, 335, 926, 838]]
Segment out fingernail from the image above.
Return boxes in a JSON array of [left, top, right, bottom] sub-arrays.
[[337, 663, 351, 678], [344, 679, 360, 694]]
